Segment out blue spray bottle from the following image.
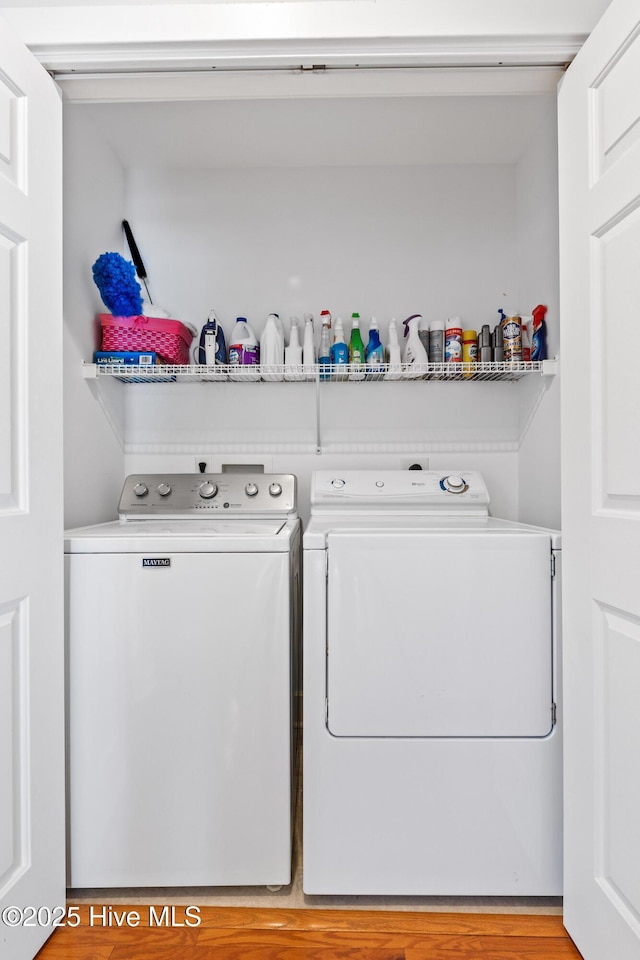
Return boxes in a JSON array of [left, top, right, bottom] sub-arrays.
[[366, 317, 385, 373], [330, 318, 349, 366], [531, 304, 548, 361]]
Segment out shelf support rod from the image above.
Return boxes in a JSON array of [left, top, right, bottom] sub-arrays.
[[315, 366, 322, 454]]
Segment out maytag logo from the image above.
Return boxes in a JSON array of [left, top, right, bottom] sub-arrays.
[[142, 558, 171, 568]]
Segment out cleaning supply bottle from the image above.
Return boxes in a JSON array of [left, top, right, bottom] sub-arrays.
[[531, 304, 548, 361], [302, 313, 315, 380], [284, 317, 304, 381], [462, 329, 478, 378], [492, 322, 504, 362], [499, 308, 522, 362], [521, 316, 532, 362], [418, 318, 430, 358], [229, 316, 260, 380], [445, 317, 463, 363], [429, 318, 445, 364], [366, 316, 385, 376], [318, 310, 332, 381], [403, 313, 429, 378], [260, 312, 284, 381], [478, 324, 493, 363], [348, 312, 366, 380], [330, 317, 349, 369], [384, 318, 402, 380]]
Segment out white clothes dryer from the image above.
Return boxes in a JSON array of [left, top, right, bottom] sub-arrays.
[[65, 473, 300, 888], [303, 470, 561, 895]]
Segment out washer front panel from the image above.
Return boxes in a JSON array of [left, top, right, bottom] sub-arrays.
[[326, 529, 554, 738]]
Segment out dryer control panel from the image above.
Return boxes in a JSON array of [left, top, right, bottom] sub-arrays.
[[310, 470, 490, 515], [119, 473, 297, 518]]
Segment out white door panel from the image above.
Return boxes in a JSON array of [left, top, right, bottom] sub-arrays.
[[0, 12, 63, 960], [560, 0, 640, 955], [327, 531, 553, 738]]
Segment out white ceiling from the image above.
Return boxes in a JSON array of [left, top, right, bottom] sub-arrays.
[[73, 94, 554, 168]]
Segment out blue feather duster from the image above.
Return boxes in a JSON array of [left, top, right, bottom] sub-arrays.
[[92, 252, 143, 317]]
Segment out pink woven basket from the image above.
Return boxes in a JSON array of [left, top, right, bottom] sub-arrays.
[[100, 314, 193, 365]]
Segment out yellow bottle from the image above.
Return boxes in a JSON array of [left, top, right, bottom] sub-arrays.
[[462, 329, 478, 378]]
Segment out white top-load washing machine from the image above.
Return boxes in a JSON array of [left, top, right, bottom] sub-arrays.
[[303, 469, 561, 896], [65, 473, 300, 888]]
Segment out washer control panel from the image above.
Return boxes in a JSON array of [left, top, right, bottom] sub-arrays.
[[311, 470, 489, 515], [119, 473, 296, 518]]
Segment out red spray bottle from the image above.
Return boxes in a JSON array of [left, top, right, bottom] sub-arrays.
[[531, 304, 547, 361]]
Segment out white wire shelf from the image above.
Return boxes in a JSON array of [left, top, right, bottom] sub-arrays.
[[83, 359, 557, 383]]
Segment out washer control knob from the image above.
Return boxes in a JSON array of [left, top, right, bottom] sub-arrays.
[[245, 482, 259, 497], [133, 482, 148, 498], [443, 474, 465, 493], [199, 481, 218, 500], [332, 479, 345, 488], [269, 482, 283, 497], [157, 482, 172, 497], [375, 480, 384, 488]]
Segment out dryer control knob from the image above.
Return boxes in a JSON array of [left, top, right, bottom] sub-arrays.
[[199, 481, 218, 499], [157, 482, 172, 497], [332, 479, 345, 488], [245, 482, 259, 497], [269, 483, 282, 497], [443, 474, 465, 492], [133, 482, 148, 498]]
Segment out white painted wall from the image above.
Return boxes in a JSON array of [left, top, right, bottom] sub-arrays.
[[63, 107, 126, 528], [124, 162, 518, 333], [62, 88, 560, 526], [515, 99, 561, 530]]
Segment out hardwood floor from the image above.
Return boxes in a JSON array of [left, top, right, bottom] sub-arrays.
[[34, 906, 583, 959]]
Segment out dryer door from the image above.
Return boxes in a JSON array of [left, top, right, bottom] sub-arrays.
[[326, 530, 554, 737]]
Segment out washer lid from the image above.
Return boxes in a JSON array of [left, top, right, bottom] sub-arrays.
[[304, 514, 561, 549], [64, 518, 298, 553]]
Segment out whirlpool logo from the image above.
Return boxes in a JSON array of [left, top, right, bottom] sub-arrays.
[[142, 558, 171, 568]]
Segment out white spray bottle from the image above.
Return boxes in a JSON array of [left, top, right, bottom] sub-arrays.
[[284, 317, 304, 381], [384, 318, 402, 381], [302, 313, 315, 380], [402, 313, 429, 378], [260, 312, 284, 381]]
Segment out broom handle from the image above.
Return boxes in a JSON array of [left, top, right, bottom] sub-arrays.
[[122, 220, 153, 304]]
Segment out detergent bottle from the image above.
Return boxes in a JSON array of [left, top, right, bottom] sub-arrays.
[[384, 318, 402, 380], [260, 312, 284, 381], [366, 317, 385, 376], [229, 316, 260, 381], [403, 313, 429, 378]]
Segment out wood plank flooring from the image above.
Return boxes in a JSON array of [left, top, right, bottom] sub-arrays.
[[34, 906, 584, 960]]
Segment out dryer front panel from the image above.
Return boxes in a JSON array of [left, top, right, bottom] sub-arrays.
[[326, 531, 554, 738]]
